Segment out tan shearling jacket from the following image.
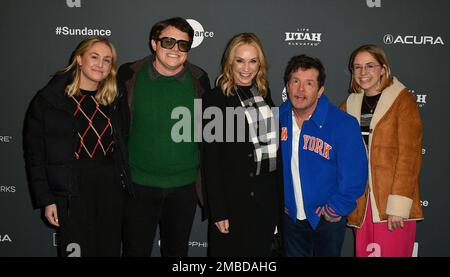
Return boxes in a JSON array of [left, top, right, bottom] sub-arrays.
[[340, 77, 424, 227]]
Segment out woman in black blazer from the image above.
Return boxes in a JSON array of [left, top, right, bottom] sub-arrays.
[[202, 33, 280, 257], [24, 37, 131, 257]]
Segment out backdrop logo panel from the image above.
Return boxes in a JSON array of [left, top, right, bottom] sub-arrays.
[[1, 0, 448, 258], [409, 89, 428, 108], [412, 242, 419, 257], [55, 26, 112, 37], [66, 243, 81, 257], [189, 241, 208, 248], [281, 87, 287, 102], [187, 19, 214, 48], [0, 135, 13, 143], [366, 0, 381, 8], [157, 239, 208, 248], [66, 0, 81, 8], [0, 234, 12, 243], [365, 241, 419, 257], [383, 34, 444, 45], [53, 233, 59, 247], [0, 185, 16, 193], [285, 28, 322, 47]]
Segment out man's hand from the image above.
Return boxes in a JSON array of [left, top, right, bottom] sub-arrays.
[[319, 205, 342, 222], [324, 213, 342, 223]]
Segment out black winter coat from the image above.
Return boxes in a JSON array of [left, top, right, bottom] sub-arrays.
[[201, 87, 282, 257], [24, 72, 132, 208]]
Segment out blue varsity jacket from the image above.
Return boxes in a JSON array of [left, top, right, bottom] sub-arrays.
[[280, 94, 368, 230]]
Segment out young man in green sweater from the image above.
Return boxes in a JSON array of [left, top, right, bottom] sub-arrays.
[[118, 17, 211, 257]]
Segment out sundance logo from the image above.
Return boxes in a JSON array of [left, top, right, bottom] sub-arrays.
[[420, 200, 429, 207], [383, 34, 444, 45], [366, 0, 381, 8], [285, 28, 322, 47], [66, 0, 81, 8], [0, 135, 12, 143], [0, 234, 12, 242], [187, 19, 214, 48]]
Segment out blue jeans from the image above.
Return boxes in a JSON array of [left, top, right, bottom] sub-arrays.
[[283, 213, 347, 257]]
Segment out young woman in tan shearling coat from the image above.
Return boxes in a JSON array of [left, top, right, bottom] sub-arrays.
[[340, 44, 423, 257]]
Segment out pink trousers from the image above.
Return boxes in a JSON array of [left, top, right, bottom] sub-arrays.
[[354, 199, 416, 257]]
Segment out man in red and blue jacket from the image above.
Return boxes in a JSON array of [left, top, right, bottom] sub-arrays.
[[280, 55, 367, 256]]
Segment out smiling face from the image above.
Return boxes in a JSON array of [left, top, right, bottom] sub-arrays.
[[352, 51, 386, 96], [76, 42, 113, 91], [231, 44, 260, 86], [286, 68, 324, 117], [151, 25, 189, 76]]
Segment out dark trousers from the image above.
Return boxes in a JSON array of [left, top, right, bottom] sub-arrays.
[[122, 183, 197, 257], [283, 213, 347, 257], [56, 162, 124, 257]]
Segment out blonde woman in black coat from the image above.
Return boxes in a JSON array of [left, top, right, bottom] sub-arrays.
[[24, 37, 131, 257], [202, 33, 280, 257]]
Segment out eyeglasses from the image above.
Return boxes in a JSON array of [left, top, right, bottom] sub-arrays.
[[156, 37, 192, 52], [352, 63, 381, 74]]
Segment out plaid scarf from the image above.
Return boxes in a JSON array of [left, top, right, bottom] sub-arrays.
[[235, 85, 278, 176]]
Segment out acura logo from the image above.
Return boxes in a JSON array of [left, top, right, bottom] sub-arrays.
[[384, 34, 444, 45], [383, 34, 394, 44]]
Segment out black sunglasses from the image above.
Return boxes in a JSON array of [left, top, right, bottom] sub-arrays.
[[156, 37, 192, 52]]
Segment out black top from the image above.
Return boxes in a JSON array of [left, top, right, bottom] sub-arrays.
[[72, 89, 114, 161], [235, 85, 253, 100], [360, 93, 381, 145]]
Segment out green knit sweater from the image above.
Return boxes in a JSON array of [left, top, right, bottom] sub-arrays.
[[128, 63, 199, 188]]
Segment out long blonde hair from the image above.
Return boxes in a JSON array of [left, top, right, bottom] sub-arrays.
[[58, 36, 118, 105], [218, 33, 269, 97], [348, 44, 393, 94]]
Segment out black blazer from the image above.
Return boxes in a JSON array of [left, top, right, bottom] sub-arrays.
[[23, 72, 131, 208]]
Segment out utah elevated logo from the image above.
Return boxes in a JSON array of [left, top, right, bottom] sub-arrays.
[[285, 28, 322, 47]]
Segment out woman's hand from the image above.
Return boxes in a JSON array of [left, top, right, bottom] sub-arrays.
[[215, 219, 230, 234], [387, 215, 404, 231], [44, 204, 60, 227]]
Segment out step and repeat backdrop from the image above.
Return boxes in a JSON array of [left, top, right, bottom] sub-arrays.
[[1, 0, 449, 257]]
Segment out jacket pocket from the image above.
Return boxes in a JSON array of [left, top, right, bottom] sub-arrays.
[[46, 164, 73, 194]]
